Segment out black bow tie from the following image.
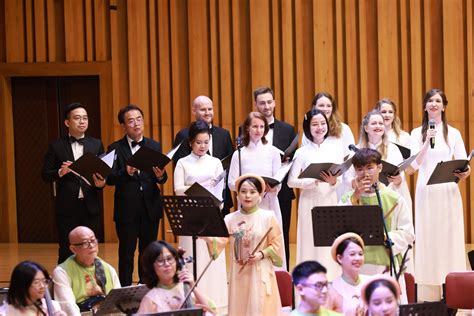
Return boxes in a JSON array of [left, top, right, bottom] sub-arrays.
[[70, 136, 85, 145], [131, 140, 144, 148], [209, 126, 215, 134], [268, 123, 275, 129]]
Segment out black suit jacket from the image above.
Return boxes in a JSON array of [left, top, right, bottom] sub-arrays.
[[172, 125, 234, 164], [106, 136, 168, 223], [41, 136, 105, 215], [272, 119, 297, 201]]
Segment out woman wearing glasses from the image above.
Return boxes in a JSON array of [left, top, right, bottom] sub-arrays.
[[137, 240, 215, 314], [0, 261, 66, 315]]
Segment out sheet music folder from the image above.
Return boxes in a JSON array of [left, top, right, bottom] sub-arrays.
[[184, 182, 222, 208], [162, 196, 229, 238], [68, 151, 114, 186], [298, 158, 353, 182], [311, 205, 384, 247], [392, 142, 411, 159], [127, 146, 171, 173], [379, 154, 418, 185], [427, 158, 471, 185], [94, 284, 149, 315], [281, 133, 299, 162]]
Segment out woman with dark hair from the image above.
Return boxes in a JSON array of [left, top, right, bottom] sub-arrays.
[[303, 92, 356, 199], [360, 275, 400, 316], [206, 174, 284, 316], [287, 109, 344, 280], [227, 112, 283, 228], [374, 98, 412, 148], [173, 119, 228, 313], [325, 233, 368, 315], [410, 88, 470, 301], [0, 261, 65, 315], [137, 241, 214, 313]]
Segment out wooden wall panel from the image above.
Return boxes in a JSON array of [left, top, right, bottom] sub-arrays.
[[0, 0, 473, 243]]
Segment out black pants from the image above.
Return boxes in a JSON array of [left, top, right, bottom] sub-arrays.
[[56, 199, 101, 264], [115, 199, 159, 286]]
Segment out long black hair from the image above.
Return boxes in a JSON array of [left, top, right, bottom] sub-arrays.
[[7, 261, 50, 308]]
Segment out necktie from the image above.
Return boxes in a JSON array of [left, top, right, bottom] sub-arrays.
[[131, 140, 144, 148], [70, 136, 85, 145]]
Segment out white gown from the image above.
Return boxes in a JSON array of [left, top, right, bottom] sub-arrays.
[[287, 139, 344, 281], [174, 153, 228, 313], [411, 124, 467, 285]]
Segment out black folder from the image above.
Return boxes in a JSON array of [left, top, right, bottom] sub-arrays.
[[298, 158, 352, 182], [127, 143, 181, 173], [261, 161, 294, 188], [281, 133, 299, 162], [392, 142, 411, 160], [379, 154, 417, 185], [184, 182, 222, 207], [427, 158, 472, 185], [69, 150, 114, 186]]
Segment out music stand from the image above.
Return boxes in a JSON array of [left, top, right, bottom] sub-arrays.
[[399, 301, 447, 316], [132, 308, 204, 316], [162, 196, 229, 279], [94, 284, 149, 315], [311, 205, 384, 246]]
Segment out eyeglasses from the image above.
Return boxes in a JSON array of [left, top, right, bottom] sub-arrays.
[[31, 278, 51, 288], [72, 238, 99, 249], [126, 117, 143, 127], [302, 281, 331, 291], [355, 165, 378, 176], [155, 255, 176, 266]]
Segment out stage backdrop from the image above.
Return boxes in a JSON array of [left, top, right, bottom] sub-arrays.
[[0, 0, 473, 243]]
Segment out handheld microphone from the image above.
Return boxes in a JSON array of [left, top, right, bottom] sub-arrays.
[[348, 144, 359, 152], [429, 119, 436, 149]]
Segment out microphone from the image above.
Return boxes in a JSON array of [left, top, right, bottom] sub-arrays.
[[429, 119, 436, 149], [236, 136, 242, 149], [348, 144, 359, 152]]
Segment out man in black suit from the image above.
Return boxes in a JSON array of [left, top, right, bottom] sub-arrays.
[[42, 103, 106, 264], [254, 87, 297, 269], [106, 104, 167, 286], [172, 95, 234, 215]]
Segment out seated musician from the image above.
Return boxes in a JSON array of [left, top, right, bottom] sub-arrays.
[[137, 240, 215, 314], [52, 226, 121, 315]]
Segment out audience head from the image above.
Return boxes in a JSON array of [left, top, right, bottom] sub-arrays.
[[140, 240, 181, 288], [7, 261, 51, 308], [292, 261, 329, 311], [118, 104, 145, 141], [64, 103, 88, 137], [361, 275, 400, 316], [253, 87, 275, 120], [235, 174, 266, 211], [241, 112, 269, 146], [311, 92, 343, 138], [192, 96, 214, 124], [302, 108, 329, 144], [188, 119, 211, 157], [331, 232, 365, 275], [69, 226, 99, 266]]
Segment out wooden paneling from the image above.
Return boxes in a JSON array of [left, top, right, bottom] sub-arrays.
[[0, 0, 473, 243]]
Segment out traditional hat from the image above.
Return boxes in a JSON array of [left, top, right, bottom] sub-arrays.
[[235, 174, 266, 193], [360, 274, 401, 305], [330, 232, 365, 262]]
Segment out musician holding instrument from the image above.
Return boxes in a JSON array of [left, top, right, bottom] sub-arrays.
[[52, 226, 120, 316], [205, 174, 284, 316], [0, 261, 66, 315], [137, 240, 215, 314]]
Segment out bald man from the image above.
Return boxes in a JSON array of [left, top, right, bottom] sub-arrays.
[[52, 226, 120, 316], [172, 96, 234, 214]]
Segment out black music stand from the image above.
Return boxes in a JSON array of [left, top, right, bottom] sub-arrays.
[[399, 301, 447, 316], [133, 308, 204, 316], [162, 196, 229, 279], [94, 284, 149, 315], [311, 205, 384, 246]]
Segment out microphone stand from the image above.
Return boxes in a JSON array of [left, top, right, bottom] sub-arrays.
[[237, 137, 242, 176], [373, 182, 398, 278], [396, 244, 413, 281]]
